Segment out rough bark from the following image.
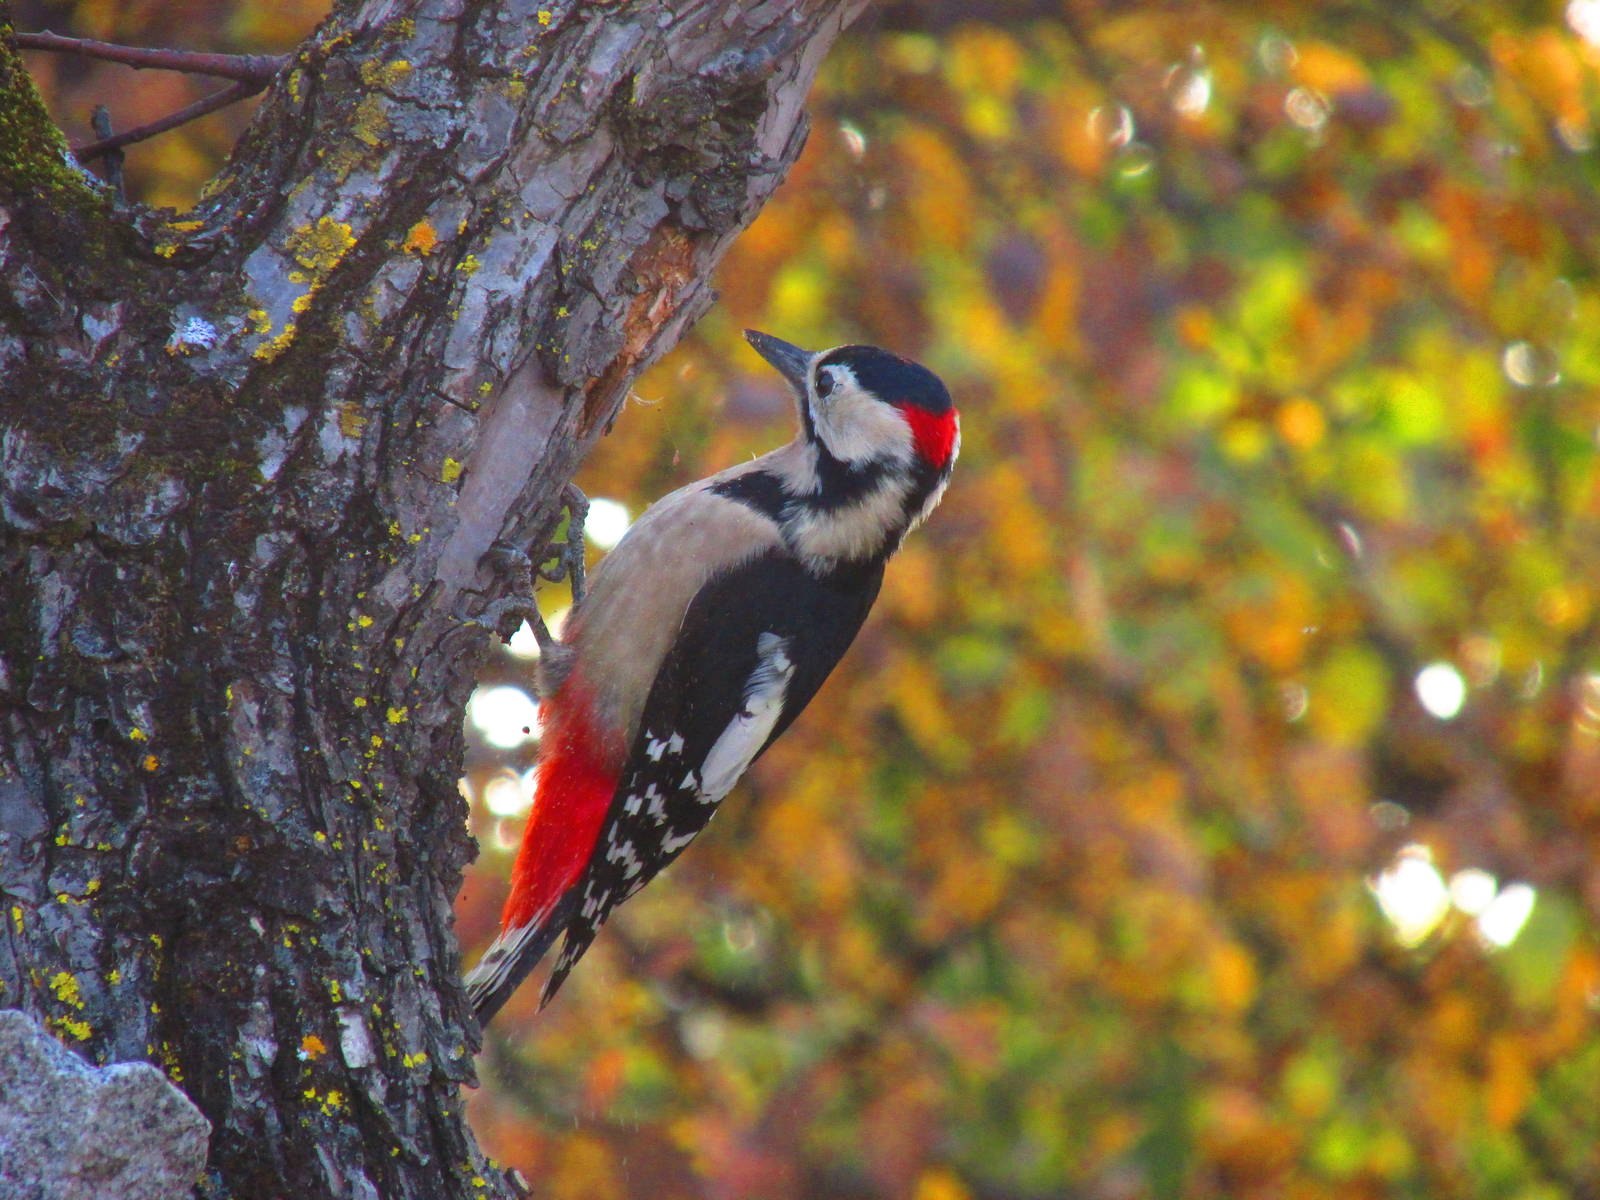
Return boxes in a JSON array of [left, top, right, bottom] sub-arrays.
[[0, 0, 865, 1196]]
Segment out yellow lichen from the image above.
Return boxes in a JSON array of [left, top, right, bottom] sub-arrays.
[[352, 93, 389, 148], [199, 172, 233, 201], [386, 706, 409, 725], [300, 1034, 328, 1060], [51, 1017, 92, 1042], [338, 403, 368, 438], [141, 754, 159, 772], [49, 971, 84, 1009], [286, 216, 357, 274], [128, 728, 148, 742], [361, 60, 413, 90], [254, 324, 299, 362], [456, 253, 481, 275], [441, 457, 463, 484]]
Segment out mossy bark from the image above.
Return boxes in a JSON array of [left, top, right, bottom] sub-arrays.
[[0, 0, 865, 1196]]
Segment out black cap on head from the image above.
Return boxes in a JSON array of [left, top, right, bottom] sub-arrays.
[[819, 345, 952, 414]]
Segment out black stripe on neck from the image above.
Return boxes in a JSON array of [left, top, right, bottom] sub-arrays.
[[711, 472, 789, 522], [807, 450, 895, 512], [711, 447, 902, 522]]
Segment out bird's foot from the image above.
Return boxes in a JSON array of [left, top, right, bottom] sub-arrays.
[[536, 483, 588, 606], [469, 486, 588, 681]]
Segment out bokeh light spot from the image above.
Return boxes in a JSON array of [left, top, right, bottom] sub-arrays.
[[1415, 662, 1466, 720], [1478, 883, 1537, 948], [467, 685, 540, 750], [585, 498, 632, 549], [1372, 844, 1450, 946]]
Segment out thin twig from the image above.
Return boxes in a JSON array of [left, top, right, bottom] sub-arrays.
[[13, 30, 286, 86], [89, 104, 125, 197], [72, 81, 256, 160]]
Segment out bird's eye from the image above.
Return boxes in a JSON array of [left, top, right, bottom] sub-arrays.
[[815, 368, 835, 399]]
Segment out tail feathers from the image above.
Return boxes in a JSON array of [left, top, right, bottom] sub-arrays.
[[465, 890, 578, 1025], [539, 920, 601, 1009]]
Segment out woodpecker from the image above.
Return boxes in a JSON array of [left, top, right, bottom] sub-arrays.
[[465, 330, 958, 1023]]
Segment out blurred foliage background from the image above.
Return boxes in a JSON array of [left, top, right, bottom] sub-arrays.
[[18, 0, 1600, 1196]]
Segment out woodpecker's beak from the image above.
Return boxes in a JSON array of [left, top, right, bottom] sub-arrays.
[[744, 329, 812, 393]]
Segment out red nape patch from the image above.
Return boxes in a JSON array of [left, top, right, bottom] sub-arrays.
[[502, 672, 619, 931], [901, 405, 959, 469]]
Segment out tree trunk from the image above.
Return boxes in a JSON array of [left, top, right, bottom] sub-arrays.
[[0, 1, 864, 1195]]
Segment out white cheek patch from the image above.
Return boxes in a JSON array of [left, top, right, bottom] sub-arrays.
[[811, 370, 916, 466], [698, 632, 795, 803]]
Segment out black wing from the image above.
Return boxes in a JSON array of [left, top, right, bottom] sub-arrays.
[[539, 550, 884, 1003]]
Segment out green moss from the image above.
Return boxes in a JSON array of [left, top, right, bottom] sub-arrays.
[[0, 32, 102, 209], [0, 30, 124, 277]]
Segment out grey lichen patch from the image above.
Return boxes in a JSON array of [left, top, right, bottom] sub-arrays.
[[165, 312, 221, 358]]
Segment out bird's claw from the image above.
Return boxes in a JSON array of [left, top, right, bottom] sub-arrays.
[[472, 487, 589, 681], [539, 484, 588, 606]]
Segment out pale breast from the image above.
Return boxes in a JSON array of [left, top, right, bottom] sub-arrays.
[[563, 473, 784, 754]]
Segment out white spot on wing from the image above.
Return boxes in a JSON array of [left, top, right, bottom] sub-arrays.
[[698, 633, 795, 802]]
